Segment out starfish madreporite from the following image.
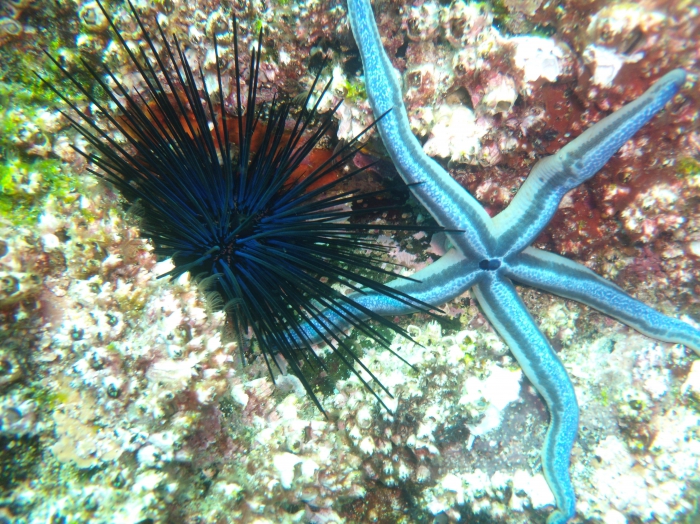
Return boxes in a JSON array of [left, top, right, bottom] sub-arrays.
[[293, 0, 700, 522]]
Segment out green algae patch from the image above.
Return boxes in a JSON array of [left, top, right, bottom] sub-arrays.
[[0, 156, 75, 226], [0, 79, 79, 227], [343, 78, 367, 104], [677, 157, 700, 179]]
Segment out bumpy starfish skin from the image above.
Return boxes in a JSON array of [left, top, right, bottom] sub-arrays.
[[327, 0, 700, 523]]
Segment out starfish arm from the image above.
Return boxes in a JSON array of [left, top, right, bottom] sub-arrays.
[[288, 249, 481, 345], [493, 69, 686, 257], [353, 249, 480, 312], [474, 274, 578, 524], [347, 0, 494, 260], [506, 247, 700, 353]]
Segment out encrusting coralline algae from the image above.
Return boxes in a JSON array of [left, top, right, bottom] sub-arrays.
[[1, 0, 700, 522]]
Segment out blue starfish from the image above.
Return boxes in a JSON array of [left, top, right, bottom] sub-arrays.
[[307, 1, 700, 523]]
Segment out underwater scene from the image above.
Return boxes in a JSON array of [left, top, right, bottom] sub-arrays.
[[1, 0, 700, 522]]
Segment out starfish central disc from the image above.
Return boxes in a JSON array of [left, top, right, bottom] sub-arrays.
[[478, 259, 502, 271]]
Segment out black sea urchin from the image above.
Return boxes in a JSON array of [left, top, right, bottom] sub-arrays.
[[40, 0, 437, 412]]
